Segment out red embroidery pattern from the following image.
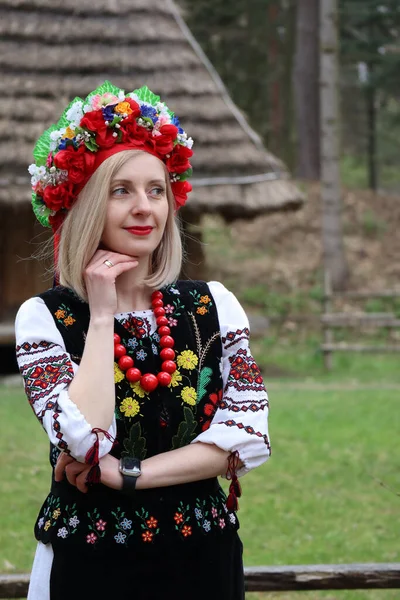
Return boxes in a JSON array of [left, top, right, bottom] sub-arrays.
[[225, 348, 266, 392], [220, 419, 271, 450], [219, 398, 269, 413], [16, 340, 54, 355], [121, 315, 152, 338], [19, 353, 74, 402], [221, 328, 250, 350]]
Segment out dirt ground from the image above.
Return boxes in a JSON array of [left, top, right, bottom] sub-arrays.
[[205, 182, 400, 298]]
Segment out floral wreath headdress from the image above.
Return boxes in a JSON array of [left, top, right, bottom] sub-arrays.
[[29, 81, 194, 232]]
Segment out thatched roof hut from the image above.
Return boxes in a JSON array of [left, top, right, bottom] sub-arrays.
[[0, 0, 303, 335]]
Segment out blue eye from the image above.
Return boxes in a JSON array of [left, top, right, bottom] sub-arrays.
[[112, 187, 128, 196], [150, 187, 164, 196]]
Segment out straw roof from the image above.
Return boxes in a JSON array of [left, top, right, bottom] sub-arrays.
[[0, 0, 304, 219]]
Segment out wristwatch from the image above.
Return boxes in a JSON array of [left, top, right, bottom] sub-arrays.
[[119, 456, 141, 493]]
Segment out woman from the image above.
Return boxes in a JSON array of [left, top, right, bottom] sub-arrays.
[[15, 81, 271, 600]]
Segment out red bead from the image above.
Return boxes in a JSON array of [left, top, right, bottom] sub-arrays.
[[140, 373, 159, 393], [162, 360, 176, 374], [153, 307, 166, 318], [114, 344, 127, 359], [158, 326, 170, 336], [156, 316, 169, 327], [114, 333, 121, 344], [118, 355, 134, 371], [160, 348, 175, 361], [151, 290, 163, 300], [126, 367, 142, 383], [159, 335, 174, 348], [151, 298, 164, 308], [157, 372, 172, 386]]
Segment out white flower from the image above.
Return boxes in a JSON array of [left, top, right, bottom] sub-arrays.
[[83, 104, 91, 114], [28, 164, 37, 176], [69, 516, 80, 527], [229, 513, 236, 524], [203, 520, 211, 532], [127, 92, 140, 103], [57, 527, 68, 538], [38, 517, 44, 528], [185, 136, 194, 149], [66, 101, 84, 126], [194, 508, 203, 520], [118, 90, 126, 101], [37, 166, 46, 177], [114, 532, 126, 544], [120, 518, 132, 530]]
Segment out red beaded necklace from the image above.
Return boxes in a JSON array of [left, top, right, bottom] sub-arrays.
[[114, 290, 177, 393]]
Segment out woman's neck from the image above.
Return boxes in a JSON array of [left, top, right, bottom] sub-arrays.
[[115, 258, 153, 313]]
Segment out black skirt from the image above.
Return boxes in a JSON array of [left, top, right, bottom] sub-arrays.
[[50, 530, 245, 599]]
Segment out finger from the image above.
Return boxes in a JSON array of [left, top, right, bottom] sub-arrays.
[[64, 461, 88, 487], [54, 454, 75, 482], [76, 470, 90, 494]]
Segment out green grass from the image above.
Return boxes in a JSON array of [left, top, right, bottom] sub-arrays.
[[1, 379, 399, 599]]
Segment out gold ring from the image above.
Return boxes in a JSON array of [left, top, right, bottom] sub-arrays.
[[104, 259, 114, 268]]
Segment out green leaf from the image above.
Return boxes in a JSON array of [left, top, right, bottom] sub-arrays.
[[197, 367, 213, 403], [33, 124, 57, 166], [122, 422, 147, 460], [178, 167, 193, 182], [31, 193, 51, 228], [85, 80, 123, 105], [172, 407, 197, 449], [133, 85, 160, 107]]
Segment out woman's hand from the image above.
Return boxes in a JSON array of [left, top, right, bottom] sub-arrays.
[[84, 250, 138, 318], [54, 452, 123, 493], [54, 452, 91, 493]]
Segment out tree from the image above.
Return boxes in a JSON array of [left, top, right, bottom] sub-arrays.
[[293, 0, 320, 179], [320, 0, 349, 290]]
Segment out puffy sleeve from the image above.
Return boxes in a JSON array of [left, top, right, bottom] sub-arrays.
[[15, 296, 116, 462], [191, 281, 271, 477]]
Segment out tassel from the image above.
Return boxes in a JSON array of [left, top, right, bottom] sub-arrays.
[[226, 451, 242, 512], [84, 428, 115, 486]]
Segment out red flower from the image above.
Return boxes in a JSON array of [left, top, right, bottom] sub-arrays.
[[166, 145, 193, 174], [43, 182, 76, 211], [202, 390, 222, 431], [80, 109, 115, 148], [54, 145, 96, 185], [152, 124, 178, 155], [171, 180, 192, 208], [119, 119, 150, 148]]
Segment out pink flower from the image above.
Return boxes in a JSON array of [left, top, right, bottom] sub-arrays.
[[96, 519, 106, 531], [164, 304, 174, 314], [46, 153, 53, 168], [86, 533, 97, 544], [211, 507, 218, 518], [219, 518, 226, 529], [168, 318, 178, 327], [90, 93, 120, 110]]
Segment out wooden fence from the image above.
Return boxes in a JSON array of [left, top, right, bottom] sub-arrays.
[[321, 272, 400, 369], [1, 564, 399, 597]]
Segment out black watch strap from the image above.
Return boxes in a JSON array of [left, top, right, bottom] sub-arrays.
[[121, 473, 139, 494]]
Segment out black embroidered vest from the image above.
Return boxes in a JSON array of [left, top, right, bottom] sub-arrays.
[[34, 280, 239, 555]]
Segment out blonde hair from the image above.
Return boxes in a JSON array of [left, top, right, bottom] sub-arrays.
[[57, 150, 183, 299]]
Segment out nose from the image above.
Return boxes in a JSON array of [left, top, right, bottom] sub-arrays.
[[132, 189, 151, 215]]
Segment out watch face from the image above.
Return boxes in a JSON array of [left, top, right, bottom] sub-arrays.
[[120, 456, 141, 477]]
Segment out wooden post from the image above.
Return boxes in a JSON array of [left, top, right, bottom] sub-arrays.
[[323, 269, 333, 369]]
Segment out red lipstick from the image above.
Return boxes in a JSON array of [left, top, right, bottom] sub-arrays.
[[125, 226, 154, 236]]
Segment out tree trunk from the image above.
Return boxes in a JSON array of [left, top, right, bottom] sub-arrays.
[[293, 0, 320, 179], [320, 0, 349, 290]]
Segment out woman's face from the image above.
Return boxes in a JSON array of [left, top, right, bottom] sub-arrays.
[[101, 153, 169, 259]]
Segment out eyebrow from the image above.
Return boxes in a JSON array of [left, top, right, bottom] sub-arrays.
[[110, 178, 166, 186]]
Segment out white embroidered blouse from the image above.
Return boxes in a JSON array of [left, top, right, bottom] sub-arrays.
[[15, 281, 271, 478]]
